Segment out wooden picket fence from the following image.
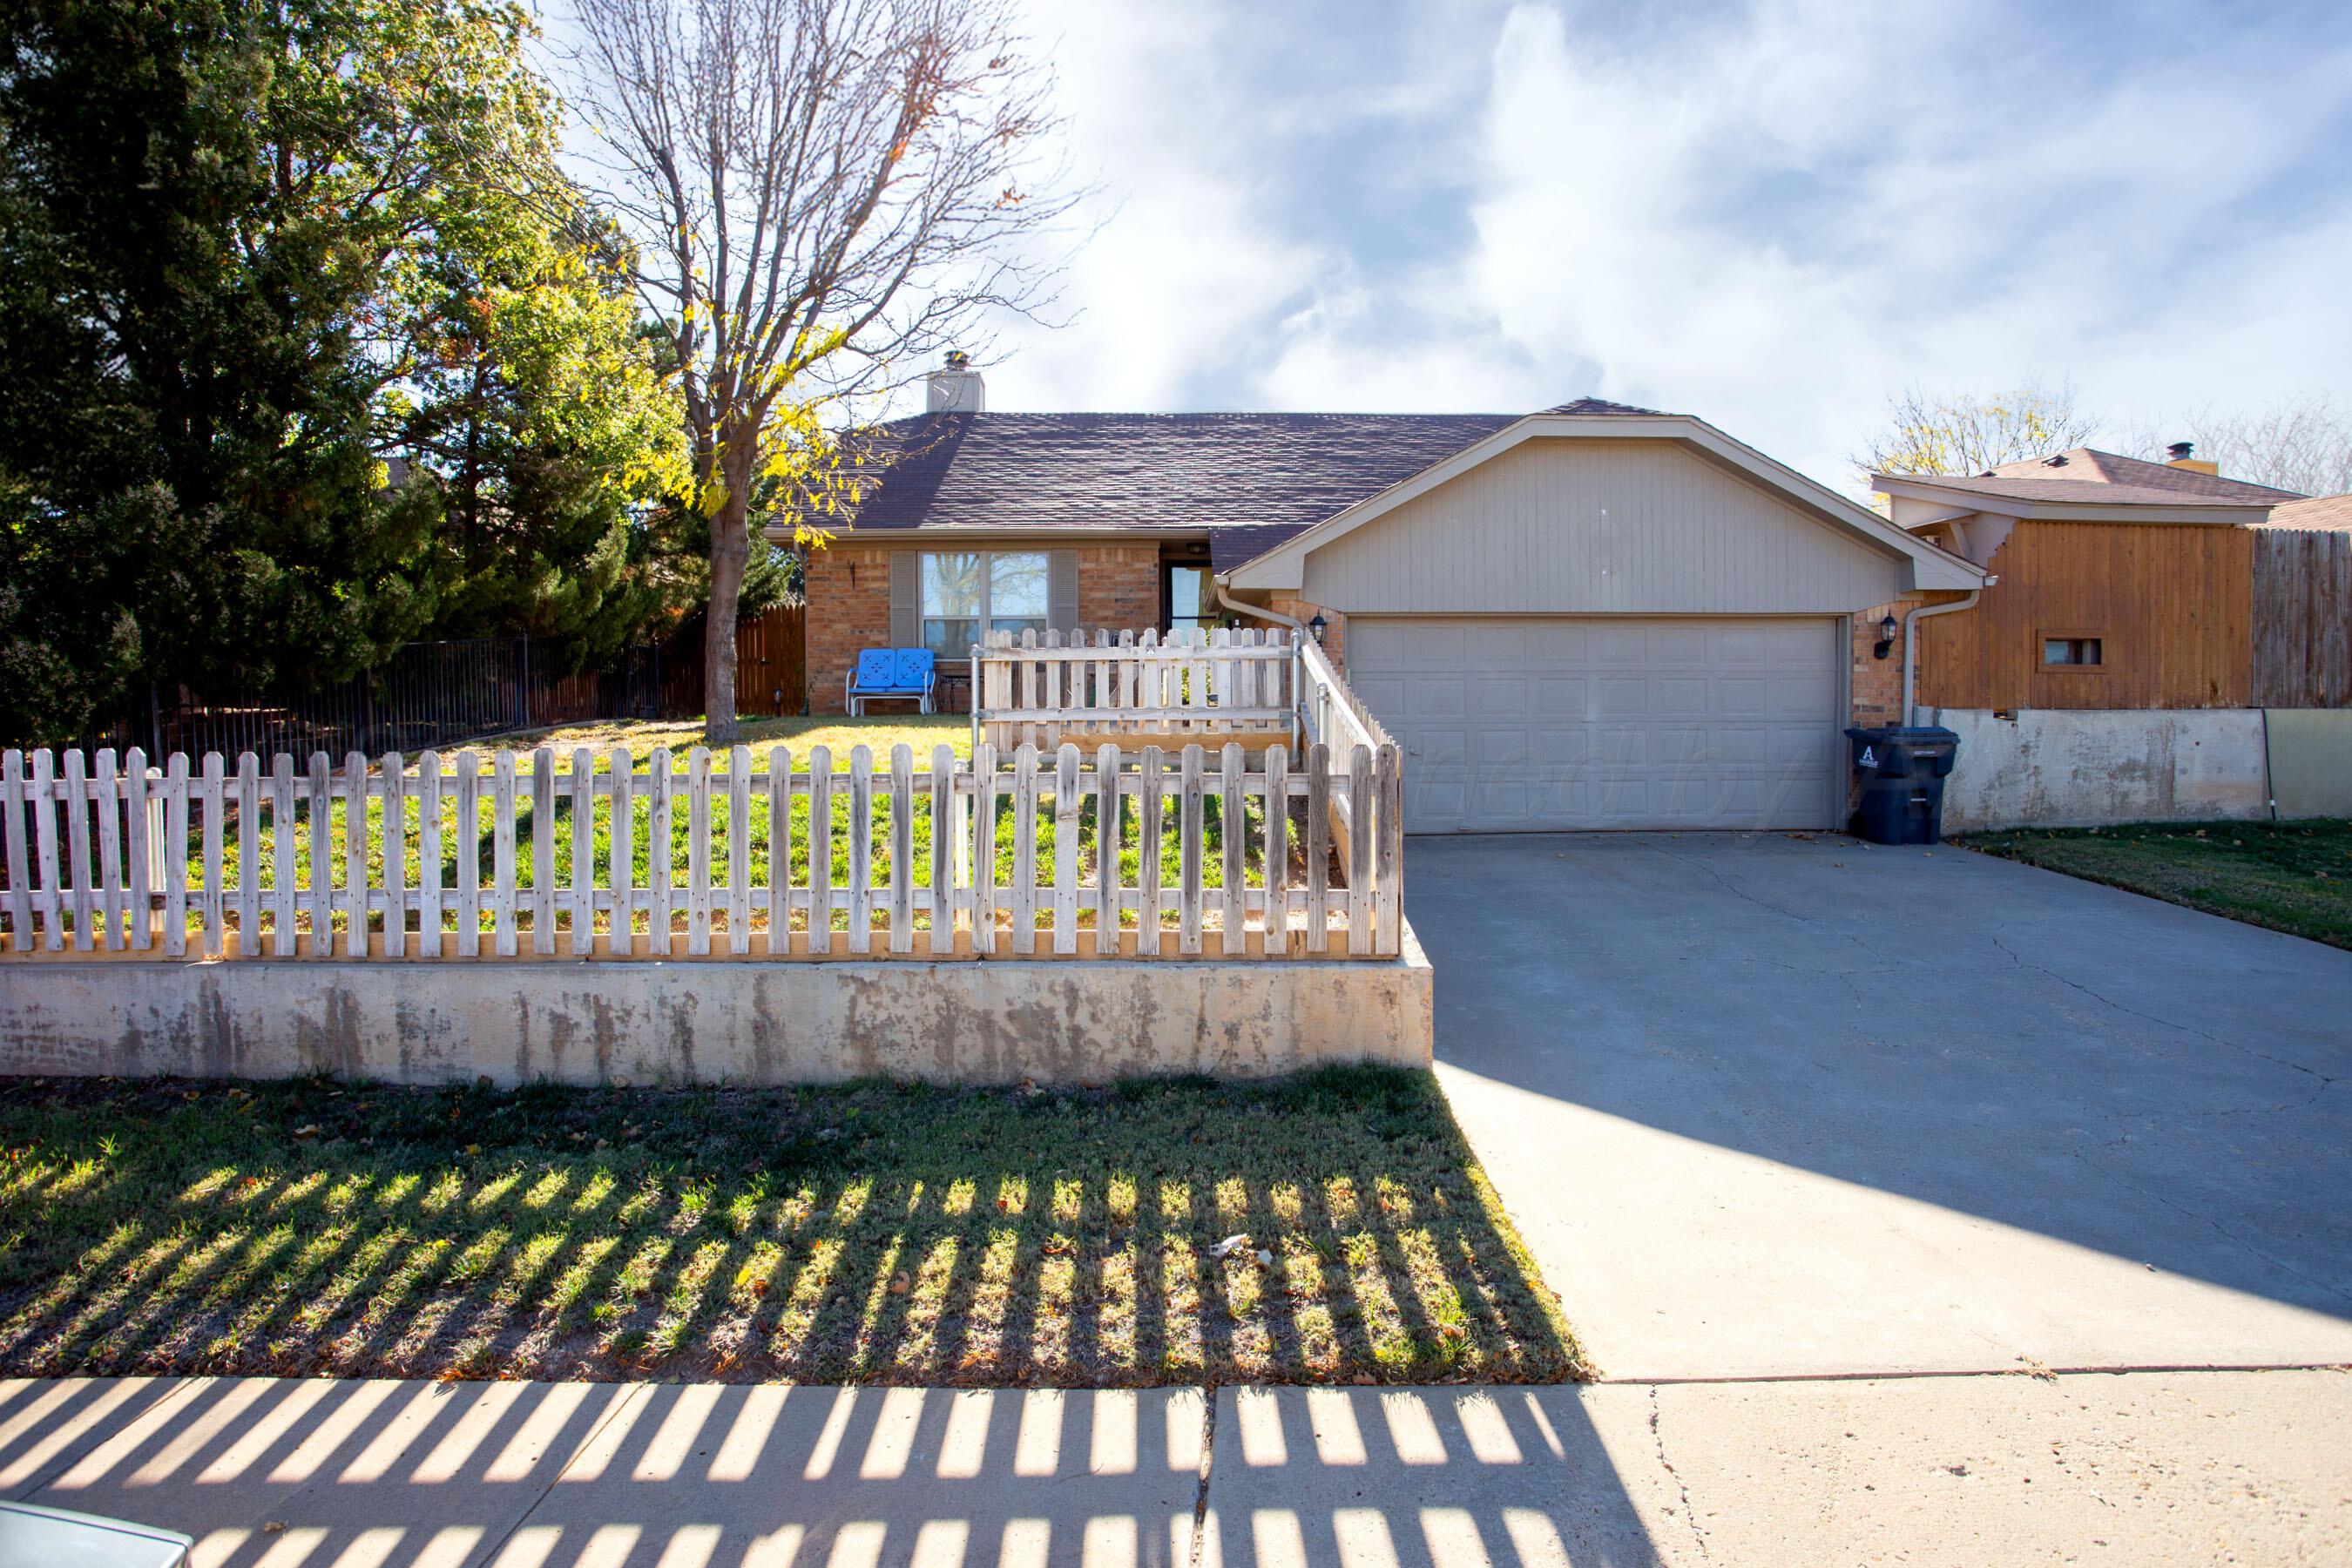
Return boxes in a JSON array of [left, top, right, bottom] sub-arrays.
[[974, 626, 1297, 753], [0, 740, 1403, 963]]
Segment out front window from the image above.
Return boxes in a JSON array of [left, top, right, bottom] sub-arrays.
[[921, 552, 983, 659], [989, 552, 1048, 641], [920, 550, 1049, 656], [1168, 564, 1214, 632]]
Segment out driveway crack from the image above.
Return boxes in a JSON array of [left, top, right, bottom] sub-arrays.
[[1987, 929, 2338, 1086], [2072, 1151, 2352, 1309], [1647, 1386, 1711, 1560]]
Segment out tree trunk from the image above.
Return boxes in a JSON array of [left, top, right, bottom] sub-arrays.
[[704, 482, 752, 745]]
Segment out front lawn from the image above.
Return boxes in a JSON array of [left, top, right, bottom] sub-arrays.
[[0, 1069, 1584, 1388], [1962, 818, 2352, 950], [501, 713, 970, 770]]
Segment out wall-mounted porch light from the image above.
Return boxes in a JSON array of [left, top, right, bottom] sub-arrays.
[[1308, 612, 1329, 645], [1872, 613, 1898, 660]]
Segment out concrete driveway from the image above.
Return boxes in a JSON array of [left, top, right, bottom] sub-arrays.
[[1413, 833, 2352, 1382]]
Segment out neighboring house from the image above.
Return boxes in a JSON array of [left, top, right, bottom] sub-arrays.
[[1872, 449, 2352, 827], [787, 356, 1985, 834]]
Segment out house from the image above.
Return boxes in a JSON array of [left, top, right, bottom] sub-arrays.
[[788, 355, 1986, 834], [1872, 448, 2352, 827]]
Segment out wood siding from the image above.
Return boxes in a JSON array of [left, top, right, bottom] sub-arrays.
[[1916, 522, 2253, 711], [1300, 438, 1911, 616], [2253, 529, 2352, 708]]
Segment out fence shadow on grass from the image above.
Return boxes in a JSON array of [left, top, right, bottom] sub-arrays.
[[0, 1372, 1659, 1567], [0, 1072, 1584, 1392]]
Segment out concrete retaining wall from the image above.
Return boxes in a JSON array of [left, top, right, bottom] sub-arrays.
[[1923, 707, 2269, 831], [0, 938, 1432, 1087]]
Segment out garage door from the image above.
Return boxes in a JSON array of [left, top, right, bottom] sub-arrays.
[[1348, 617, 1843, 833]]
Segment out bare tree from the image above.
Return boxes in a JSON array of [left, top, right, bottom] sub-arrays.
[[1853, 381, 2104, 483], [2120, 395, 2352, 495], [569, 0, 1072, 741]]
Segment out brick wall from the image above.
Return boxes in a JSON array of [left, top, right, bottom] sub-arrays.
[[1849, 598, 1911, 731], [1267, 596, 1345, 667], [805, 542, 895, 715], [1077, 544, 1162, 632]]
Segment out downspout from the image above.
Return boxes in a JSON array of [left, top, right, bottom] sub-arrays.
[[1902, 590, 1983, 727], [1213, 581, 1304, 632], [1214, 582, 1308, 754]]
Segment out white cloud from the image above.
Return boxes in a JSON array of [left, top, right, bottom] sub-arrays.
[[967, 0, 2352, 487], [977, 2, 1319, 411]]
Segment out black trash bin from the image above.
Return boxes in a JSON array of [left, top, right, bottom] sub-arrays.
[[1844, 725, 1960, 844]]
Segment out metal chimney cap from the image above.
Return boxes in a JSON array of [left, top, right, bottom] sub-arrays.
[[944, 349, 970, 370], [2167, 440, 2194, 461]]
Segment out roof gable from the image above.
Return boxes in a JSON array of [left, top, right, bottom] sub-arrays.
[[1227, 412, 1987, 593]]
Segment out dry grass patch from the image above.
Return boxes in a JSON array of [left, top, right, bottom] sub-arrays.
[[0, 1069, 1585, 1387]]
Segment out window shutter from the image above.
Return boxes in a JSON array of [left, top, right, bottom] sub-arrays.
[[889, 551, 918, 647], [1048, 549, 1079, 634]]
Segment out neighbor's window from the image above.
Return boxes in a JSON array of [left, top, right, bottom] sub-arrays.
[[1167, 564, 1215, 632], [920, 550, 1048, 656], [2043, 636, 2104, 667]]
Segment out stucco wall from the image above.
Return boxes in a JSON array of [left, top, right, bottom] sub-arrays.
[[1922, 707, 2269, 831], [0, 943, 1433, 1087], [2265, 708, 2352, 820]]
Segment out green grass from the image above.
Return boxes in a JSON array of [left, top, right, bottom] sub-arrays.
[[1962, 818, 2352, 950], [0, 1070, 1585, 1388], [500, 714, 972, 772]]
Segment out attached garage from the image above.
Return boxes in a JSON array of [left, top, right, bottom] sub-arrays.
[[1349, 615, 1843, 832], [1225, 408, 1988, 832]]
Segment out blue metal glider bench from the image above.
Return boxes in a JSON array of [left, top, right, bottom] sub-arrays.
[[845, 648, 937, 715]]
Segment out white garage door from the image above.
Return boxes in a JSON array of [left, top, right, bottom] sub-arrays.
[[1348, 617, 1843, 833]]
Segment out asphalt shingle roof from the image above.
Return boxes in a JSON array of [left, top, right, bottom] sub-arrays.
[[2261, 493, 2352, 529], [838, 401, 1666, 568], [1981, 448, 2302, 501]]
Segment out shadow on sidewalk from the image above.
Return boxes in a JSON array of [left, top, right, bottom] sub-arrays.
[[0, 1373, 1659, 1565]]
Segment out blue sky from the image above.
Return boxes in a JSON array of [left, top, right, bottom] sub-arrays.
[[961, 0, 2352, 489]]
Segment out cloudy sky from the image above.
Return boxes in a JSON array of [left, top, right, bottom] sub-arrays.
[[955, 0, 2352, 490]]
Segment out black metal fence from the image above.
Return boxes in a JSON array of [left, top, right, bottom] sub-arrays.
[[88, 637, 685, 762]]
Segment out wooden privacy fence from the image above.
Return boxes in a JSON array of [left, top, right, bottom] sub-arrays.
[[0, 740, 1402, 963], [2253, 528, 2352, 708], [974, 627, 1296, 752]]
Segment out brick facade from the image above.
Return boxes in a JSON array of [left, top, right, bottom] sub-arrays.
[[1848, 598, 1913, 731], [805, 541, 896, 714], [1077, 544, 1163, 632], [807, 539, 1167, 715], [1266, 596, 1346, 666]]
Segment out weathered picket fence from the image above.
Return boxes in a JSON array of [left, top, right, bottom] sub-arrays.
[[973, 626, 1297, 753], [0, 740, 1403, 963]]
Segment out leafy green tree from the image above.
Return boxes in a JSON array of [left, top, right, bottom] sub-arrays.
[[0, 0, 688, 743]]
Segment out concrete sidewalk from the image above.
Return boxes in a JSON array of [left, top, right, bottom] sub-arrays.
[[3, 1370, 2348, 1565]]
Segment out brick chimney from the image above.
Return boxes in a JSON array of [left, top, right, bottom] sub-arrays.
[[2166, 440, 2219, 477], [926, 350, 985, 413]]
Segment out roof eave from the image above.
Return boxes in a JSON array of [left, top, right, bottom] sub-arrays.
[[1225, 413, 1989, 590], [1872, 476, 2274, 525]]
